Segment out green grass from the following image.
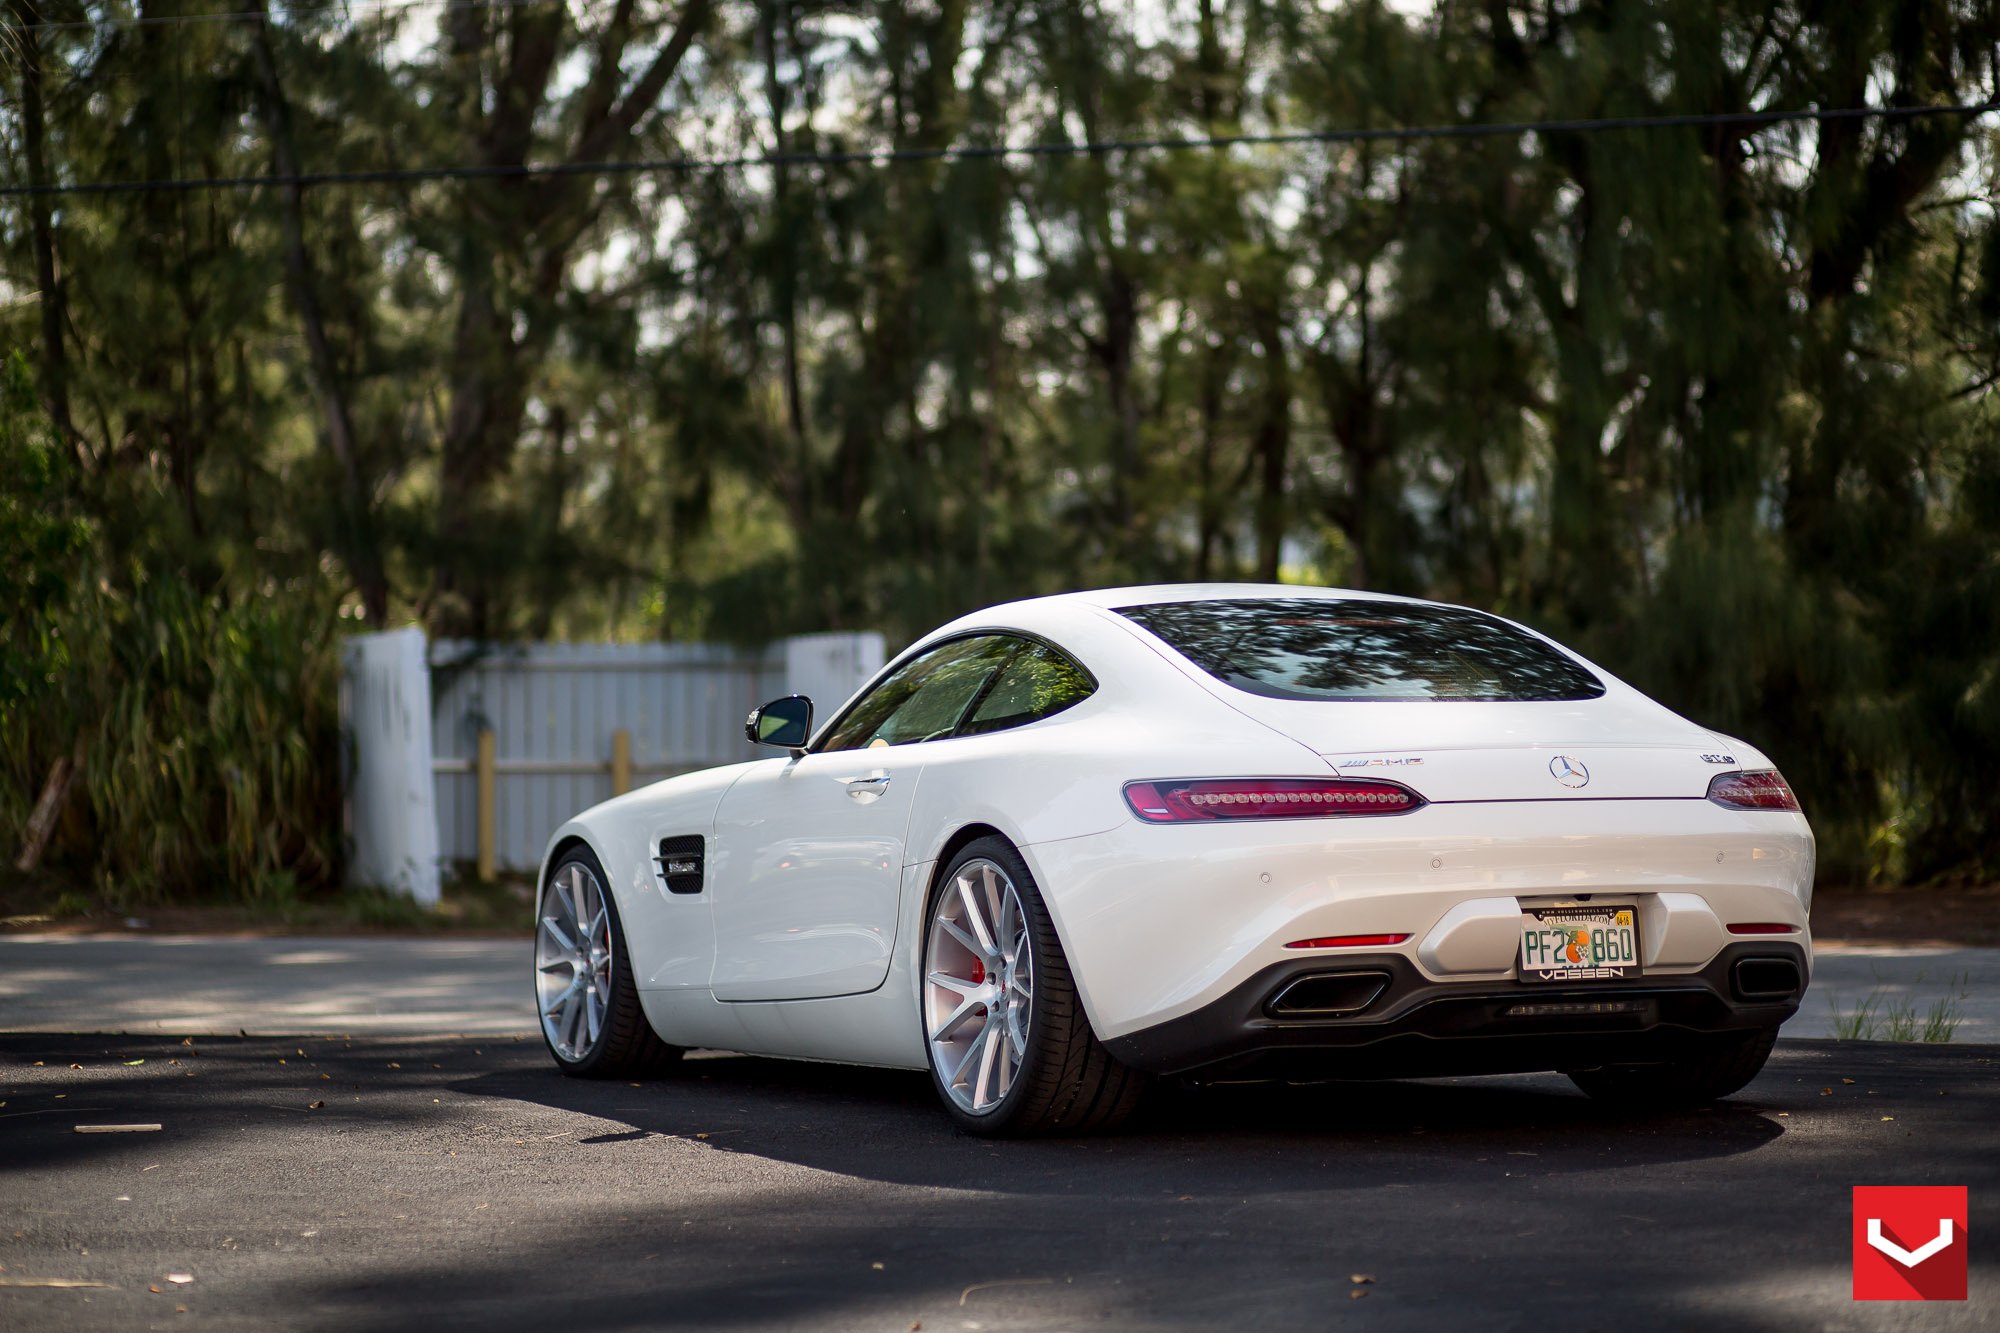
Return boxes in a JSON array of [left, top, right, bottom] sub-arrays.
[[2, 862, 533, 936], [1825, 968, 1969, 1043]]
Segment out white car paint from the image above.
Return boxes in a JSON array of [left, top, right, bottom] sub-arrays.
[[709, 749, 919, 1001], [538, 584, 1815, 1072]]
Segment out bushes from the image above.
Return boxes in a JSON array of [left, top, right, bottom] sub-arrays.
[[1, 354, 343, 907], [71, 576, 343, 905]]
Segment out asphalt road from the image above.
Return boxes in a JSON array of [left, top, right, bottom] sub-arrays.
[[2, 934, 1993, 1040], [2, 1034, 1994, 1331]]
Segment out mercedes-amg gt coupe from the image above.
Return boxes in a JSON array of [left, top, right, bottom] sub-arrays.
[[533, 585, 1813, 1135]]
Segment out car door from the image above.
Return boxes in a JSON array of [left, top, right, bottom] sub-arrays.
[[708, 635, 1019, 1001]]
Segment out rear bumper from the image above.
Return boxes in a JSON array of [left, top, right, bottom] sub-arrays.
[[1099, 940, 1808, 1079], [1022, 798, 1814, 1042]]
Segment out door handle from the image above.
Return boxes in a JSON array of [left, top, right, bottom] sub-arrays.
[[842, 775, 891, 789]]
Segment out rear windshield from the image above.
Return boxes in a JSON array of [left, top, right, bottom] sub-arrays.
[[1116, 598, 1605, 703]]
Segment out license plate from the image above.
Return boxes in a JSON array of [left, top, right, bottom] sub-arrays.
[[1519, 905, 1640, 982]]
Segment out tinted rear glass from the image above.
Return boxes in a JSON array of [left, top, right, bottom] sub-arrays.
[[1116, 598, 1604, 703]]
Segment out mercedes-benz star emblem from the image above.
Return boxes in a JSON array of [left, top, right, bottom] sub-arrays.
[[1549, 754, 1590, 788]]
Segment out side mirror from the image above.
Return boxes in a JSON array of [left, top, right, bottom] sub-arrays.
[[746, 695, 813, 752]]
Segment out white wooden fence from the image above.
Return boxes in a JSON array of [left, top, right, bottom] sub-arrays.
[[341, 629, 884, 894]]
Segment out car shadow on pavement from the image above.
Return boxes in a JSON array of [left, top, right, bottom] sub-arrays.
[[11, 1035, 1990, 1333], [449, 1046, 1788, 1195], [0, 1032, 1792, 1191], [319, 1056, 1795, 1330]]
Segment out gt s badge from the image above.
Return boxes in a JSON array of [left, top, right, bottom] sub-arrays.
[[1336, 756, 1425, 768], [1700, 753, 1737, 764]]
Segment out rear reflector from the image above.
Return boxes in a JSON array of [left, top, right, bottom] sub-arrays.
[[1124, 777, 1424, 822], [1727, 922, 1799, 935], [1284, 933, 1411, 949], [1503, 999, 1650, 1018], [1706, 770, 1801, 811]]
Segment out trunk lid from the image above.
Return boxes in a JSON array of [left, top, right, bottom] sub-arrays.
[[1224, 694, 1732, 802]]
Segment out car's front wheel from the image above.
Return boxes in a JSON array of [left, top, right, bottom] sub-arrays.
[[1564, 1026, 1778, 1108], [535, 846, 681, 1078], [921, 836, 1148, 1136]]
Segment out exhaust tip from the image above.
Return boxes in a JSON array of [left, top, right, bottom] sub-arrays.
[[1732, 956, 1803, 1002], [1265, 971, 1391, 1019]]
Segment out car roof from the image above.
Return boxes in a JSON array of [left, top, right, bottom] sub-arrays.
[[1034, 583, 1427, 609], [920, 583, 1445, 652], [957, 582, 1432, 623]]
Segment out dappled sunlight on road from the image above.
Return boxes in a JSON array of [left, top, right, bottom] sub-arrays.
[[0, 936, 533, 1036], [1, 1034, 1992, 1331]]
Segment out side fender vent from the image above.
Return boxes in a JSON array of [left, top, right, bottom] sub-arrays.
[[655, 835, 705, 895]]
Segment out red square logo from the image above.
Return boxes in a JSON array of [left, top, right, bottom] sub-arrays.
[[1852, 1186, 1968, 1301]]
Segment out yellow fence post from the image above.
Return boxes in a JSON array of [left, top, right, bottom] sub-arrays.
[[476, 729, 497, 883], [611, 728, 632, 796]]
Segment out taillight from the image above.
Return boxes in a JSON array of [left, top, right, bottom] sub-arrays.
[[1122, 777, 1425, 822], [1706, 770, 1801, 811], [1285, 933, 1412, 949]]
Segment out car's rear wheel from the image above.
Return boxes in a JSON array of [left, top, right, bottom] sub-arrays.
[[536, 846, 681, 1078], [1564, 1026, 1778, 1108], [922, 836, 1148, 1136]]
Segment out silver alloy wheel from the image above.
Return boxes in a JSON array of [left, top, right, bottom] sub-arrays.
[[536, 861, 614, 1062], [924, 858, 1035, 1115]]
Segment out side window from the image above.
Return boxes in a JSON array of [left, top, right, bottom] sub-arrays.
[[959, 641, 1095, 737], [816, 636, 1016, 752]]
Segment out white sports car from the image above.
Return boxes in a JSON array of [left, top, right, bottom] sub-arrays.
[[533, 585, 1813, 1135]]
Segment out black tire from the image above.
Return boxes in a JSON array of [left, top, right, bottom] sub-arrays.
[[1564, 1026, 1778, 1108], [535, 845, 681, 1079], [923, 836, 1149, 1137]]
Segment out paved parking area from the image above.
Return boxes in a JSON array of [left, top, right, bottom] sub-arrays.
[[3, 933, 1994, 1329], [0, 933, 1992, 1042], [1, 1033, 1994, 1331], [0, 935, 528, 1036]]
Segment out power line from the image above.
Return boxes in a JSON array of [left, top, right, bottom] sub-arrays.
[[8, 0, 561, 36], [2, 100, 1995, 200]]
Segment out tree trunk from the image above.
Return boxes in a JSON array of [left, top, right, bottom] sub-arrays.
[[249, 5, 389, 625], [761, 0, 811, 526], [14, 747, 81, 874], [1250, 306, 1291, 583], [429, 1, 710, 636], [12, 1, 76, 456], [1193, 343, 1226, 581], [1094, 265, 1142, 559]]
